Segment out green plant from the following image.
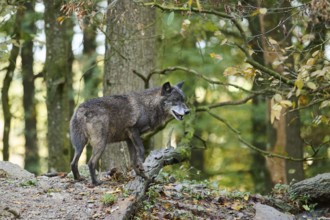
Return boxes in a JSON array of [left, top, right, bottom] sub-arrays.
[[19, 179, 37, 187], [101, 193, 117, 206], [142, 186, 160, 210]]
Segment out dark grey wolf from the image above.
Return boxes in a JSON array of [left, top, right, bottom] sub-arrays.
[[70, 82, 190, 185]]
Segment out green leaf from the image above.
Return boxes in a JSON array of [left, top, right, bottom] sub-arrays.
[[294, 77, 304, 90], [306, 82, 317, 90], [303, 204, 310, 211], [167, 12, 175, 26], [320, 100, 330, 109]]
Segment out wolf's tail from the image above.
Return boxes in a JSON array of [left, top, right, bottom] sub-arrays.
[[70, 111, 87, 151]]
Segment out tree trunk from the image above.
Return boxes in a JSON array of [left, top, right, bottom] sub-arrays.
[[247, 0, 272, 193], [21, 0, 40, 174], [248, 0, 304, 185], [82, 17, 99, 161], [44, 0, 74, 172], [285, 100, 304, 182], [1, 6, 24, 161], [102, 0, 156, 173]]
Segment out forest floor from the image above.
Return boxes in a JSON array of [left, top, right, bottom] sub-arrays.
[[0, 162, 329, 220], [0, 173, 255, 220]]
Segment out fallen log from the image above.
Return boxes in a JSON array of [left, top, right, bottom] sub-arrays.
[[107, 146, 190, 219], [288, 173, 330, 206]]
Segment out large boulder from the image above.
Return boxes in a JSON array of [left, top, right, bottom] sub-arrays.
[[0, 161, 34, 179]]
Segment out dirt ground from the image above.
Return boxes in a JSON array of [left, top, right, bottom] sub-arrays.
[[1, 162, 329, 220], [0, 174, 123, 219], [0, 174, 258, 220]]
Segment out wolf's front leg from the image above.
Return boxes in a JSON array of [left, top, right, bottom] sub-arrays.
[[127, 130, 148, 179]]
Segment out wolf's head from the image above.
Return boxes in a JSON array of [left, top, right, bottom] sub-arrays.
[[161, 82, 190, 121]]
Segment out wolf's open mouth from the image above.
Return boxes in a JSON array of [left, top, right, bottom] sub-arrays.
[[172, 110, 184, 120]]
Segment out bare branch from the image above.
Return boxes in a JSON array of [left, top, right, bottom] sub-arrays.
[[139, 1, 296, 89], [207, 110, 328, 162], [196, 94, 257, 112]]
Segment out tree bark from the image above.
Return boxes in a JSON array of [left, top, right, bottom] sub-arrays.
[[82, 16, 99, 161], [248, 0, 304, 185], [21, 0, 40, 174], [247, 0, 272, 193], [102, 0, 156, 173], [1, 6, 24, 161], [44, 0, 74, 172]]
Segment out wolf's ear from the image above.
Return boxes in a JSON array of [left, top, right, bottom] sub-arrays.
[[176, 81, 184, 89], [161, 82, 172, 95]]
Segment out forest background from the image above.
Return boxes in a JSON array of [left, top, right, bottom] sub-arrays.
[[0, 0, 329, 194]]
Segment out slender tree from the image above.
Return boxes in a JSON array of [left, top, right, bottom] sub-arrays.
[[247, 0, 272, 192], [102, 0, 156, 173], [1, 6, 24, 161], [44, 0, 74, 172], [21, 0, 40, 174]]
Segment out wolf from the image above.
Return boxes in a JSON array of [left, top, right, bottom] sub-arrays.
[[70, 82, 190, 185]]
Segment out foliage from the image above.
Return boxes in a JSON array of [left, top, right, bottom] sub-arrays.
[[19, 179, 37, 187], [136, 0, 330, 189], [1, 0, 329, 194], [101, 193, 117, 206]]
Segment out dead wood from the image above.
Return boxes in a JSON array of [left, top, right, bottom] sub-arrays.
[[289, 173, 330, 206], [107, 147, 189, 219]]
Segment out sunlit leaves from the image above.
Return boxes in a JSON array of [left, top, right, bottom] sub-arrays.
[[306, 82, 317, 90], [223, 64, 257, 79], [251, 7, 268, 16], [294, 74, 304, 96], [180, 19, 191, 36], [56, 16, 66, 24], [210, 52, 223, 61], [320, 100, 330, 109], [259, 8, 268, 15], [167, 12, 175, 25], [188, 0, 202, 11], [270, 94, 292, 124]]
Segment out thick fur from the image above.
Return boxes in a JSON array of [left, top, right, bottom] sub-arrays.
[[70, 82, 189, 185]]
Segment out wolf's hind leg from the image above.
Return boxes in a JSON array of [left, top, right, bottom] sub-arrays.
[[88, 138, 107, 185], [70, 144, 85, 181]]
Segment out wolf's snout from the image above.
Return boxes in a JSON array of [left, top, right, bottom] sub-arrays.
[[184, 109, 190, 115]]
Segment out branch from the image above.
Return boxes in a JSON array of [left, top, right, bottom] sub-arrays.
[[207, 110, 327, 162], [196, 94, 257, 112], [135, 66, 277, 95], [139, 2, 296, 89], [288, 96, 330, 113], [139, 1, 247, 43], [234, 43, 294, 87]]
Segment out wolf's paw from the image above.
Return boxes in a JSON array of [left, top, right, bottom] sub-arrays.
[[92, 179, 103, 186], [74, 177, 85, 182]]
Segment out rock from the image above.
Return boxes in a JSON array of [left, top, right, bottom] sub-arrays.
[[37, 176, 52, 192], [254, 203, 294, 220], [288, 173, 330, 205], [0, 206, 20, 219], [0, 161, 34, 179]]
